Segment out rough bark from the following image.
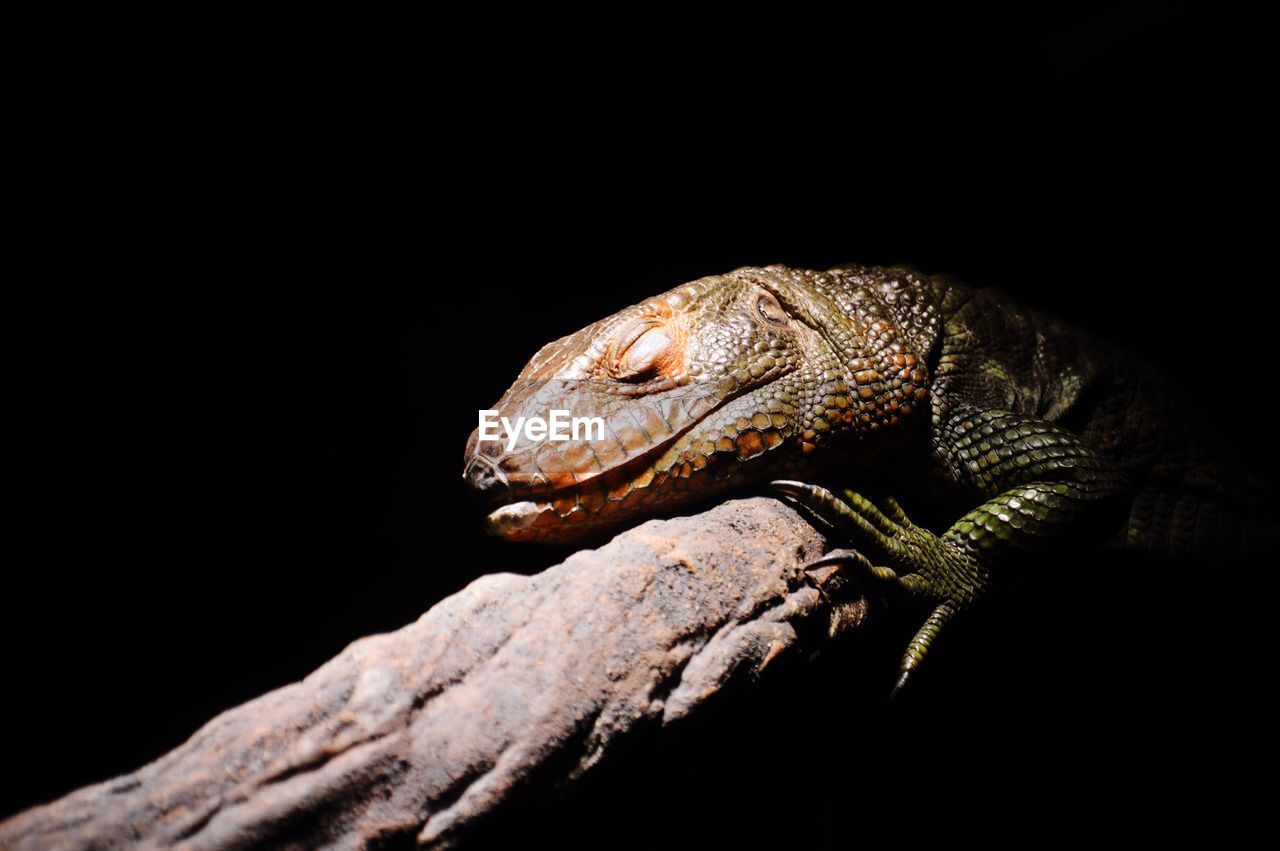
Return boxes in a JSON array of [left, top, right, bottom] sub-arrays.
[[1, 497, 862, 850]]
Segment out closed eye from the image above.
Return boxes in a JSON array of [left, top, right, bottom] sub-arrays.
[[610, 320, 674, 381]]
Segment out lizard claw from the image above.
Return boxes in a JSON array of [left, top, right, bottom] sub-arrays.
[[802, 548, 901, 593], [774, 479, 986, 697]]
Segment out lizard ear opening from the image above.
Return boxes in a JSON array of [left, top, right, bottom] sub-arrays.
[[756, 292, 790, 326]]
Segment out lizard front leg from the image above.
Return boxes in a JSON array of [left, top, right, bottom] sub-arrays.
[[775, 407, 1131, 695]]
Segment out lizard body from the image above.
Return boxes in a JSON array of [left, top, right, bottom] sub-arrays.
[[463, 264, 1274, 686]]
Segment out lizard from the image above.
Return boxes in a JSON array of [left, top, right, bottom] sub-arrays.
[[462, 263, 1275, 692]]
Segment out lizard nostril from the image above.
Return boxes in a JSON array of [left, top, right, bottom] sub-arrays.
[[462, 454, 511, 507]]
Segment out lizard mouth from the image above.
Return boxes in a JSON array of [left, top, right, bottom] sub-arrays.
[[470, 428, 697, 541], [465, 363, 799, 543], [465, 388, 764, 542]]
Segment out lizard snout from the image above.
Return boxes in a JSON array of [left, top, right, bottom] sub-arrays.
[[461, 451, 512, 509]]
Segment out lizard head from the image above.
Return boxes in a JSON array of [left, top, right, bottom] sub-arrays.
[[463, 264, 935, 542]]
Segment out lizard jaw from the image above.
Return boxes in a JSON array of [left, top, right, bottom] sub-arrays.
[[483, 500, 547, 538]]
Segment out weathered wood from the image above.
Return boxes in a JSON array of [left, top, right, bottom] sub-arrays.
[[1, 497, 861, 850]]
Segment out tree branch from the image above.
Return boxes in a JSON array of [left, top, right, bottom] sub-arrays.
[[1, 497, 862, 850]]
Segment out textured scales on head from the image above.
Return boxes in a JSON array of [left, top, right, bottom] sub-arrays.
[[463, 264, 947, 542]]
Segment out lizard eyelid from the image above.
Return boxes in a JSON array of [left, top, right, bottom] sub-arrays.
[[609, 319, 672, 381]]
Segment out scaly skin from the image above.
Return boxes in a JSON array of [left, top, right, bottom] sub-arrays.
[[462, 263, 1275, 688]]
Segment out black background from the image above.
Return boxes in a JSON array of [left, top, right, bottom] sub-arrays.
[[5, 4, 1272, 846]]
